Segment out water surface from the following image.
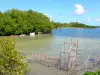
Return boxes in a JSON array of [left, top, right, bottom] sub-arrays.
[[12, 28, 100, 75]]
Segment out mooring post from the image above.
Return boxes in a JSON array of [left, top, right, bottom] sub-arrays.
[[64, 42, 66, 52], [60, 52, 62, 70], [64, 42, 66, 66], [76, 40, 78, 53]]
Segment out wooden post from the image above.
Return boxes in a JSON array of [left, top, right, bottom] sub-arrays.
[[60, 52, 62, 70], [64, 42, 66, 65], [76, 40, 78, 53], [64, 42, 66, 52]]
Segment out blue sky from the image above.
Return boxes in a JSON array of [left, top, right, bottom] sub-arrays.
[[0, 0, 100, 26]]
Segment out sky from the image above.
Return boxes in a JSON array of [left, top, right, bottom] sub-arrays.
[[0, 0, 100, 26]]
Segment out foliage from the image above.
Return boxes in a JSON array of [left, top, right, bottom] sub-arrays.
[[0, 9, 53, 35], [83, 71, 100, 75], [53, 22, 98, 28], [0, 37, 29, 75]]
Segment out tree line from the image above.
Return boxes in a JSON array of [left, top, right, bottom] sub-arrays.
[[0, 9, 53, 36], [52, 22, 98, 29]]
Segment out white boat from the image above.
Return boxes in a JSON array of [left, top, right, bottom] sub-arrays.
[[80, 28, 83, 30], [30, 32, 35, 36], [20, 34, 25, 36]]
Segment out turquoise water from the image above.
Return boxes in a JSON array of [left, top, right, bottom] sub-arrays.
[[12, 28, 100, 75]]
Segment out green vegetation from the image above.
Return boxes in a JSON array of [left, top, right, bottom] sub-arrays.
[[53, 22, 98, 28], [83, 71, 100, 75], [0, 9, 53, 36], [0, 37, 29, 75]]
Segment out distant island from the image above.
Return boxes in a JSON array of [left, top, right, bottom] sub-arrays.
[[52, 22, 99, 29], [0, 9, 99, 36]]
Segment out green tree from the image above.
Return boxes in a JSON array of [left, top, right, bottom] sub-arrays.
[[0, 37, 29, 75], [0, 9, 53, 35]]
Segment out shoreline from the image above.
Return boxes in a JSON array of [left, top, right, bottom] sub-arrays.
[[0, 27, 99, 36]]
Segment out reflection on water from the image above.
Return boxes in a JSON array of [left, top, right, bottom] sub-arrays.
[[12, 28, 100, 75]]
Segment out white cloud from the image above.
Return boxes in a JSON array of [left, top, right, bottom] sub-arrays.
[[96, 18, 100, 22], [75, 4, 85, 15], [88, 18, 92, 22]]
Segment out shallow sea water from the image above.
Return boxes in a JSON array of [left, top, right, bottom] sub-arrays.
[[12, 28, 100, 75]]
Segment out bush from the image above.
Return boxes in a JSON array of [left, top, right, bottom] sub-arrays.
[[0, 37, 29, 75], [83, 71, 100, 75]]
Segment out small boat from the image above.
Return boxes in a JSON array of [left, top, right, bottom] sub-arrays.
[[30, 32, 35, 36], [80, 28, 83, 30], [20, 34, 25, 36]]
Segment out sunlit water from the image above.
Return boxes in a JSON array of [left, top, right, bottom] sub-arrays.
[[12, 28, 100, 75]]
